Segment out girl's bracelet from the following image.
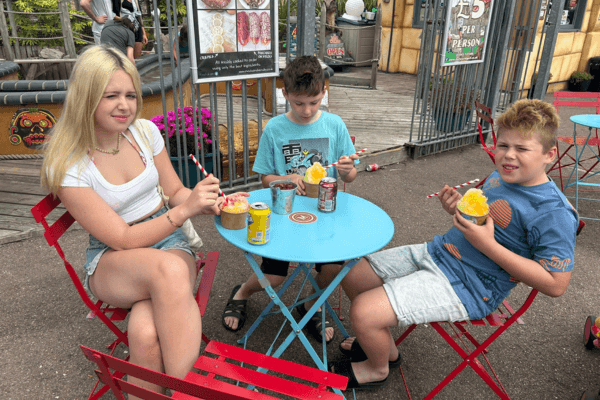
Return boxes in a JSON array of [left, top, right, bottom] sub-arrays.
[[166, 210, 182, 228]]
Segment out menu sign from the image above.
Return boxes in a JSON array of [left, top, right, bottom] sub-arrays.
[[186, 0, 279, 83], [441, 0, 495, 66]]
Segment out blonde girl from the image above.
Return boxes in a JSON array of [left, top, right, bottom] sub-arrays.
[[41, 46, 229, 397]]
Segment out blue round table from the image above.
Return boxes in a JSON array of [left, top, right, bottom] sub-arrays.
[[568, 115, 600, 221], [215, 189, 394, 263], [215, 189, 394, 378]]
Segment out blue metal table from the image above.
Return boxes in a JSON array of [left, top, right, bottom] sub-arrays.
[[568, 115, 600, 221], [215, 189, 394, 377]]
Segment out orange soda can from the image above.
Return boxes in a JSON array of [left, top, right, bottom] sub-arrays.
[[366, 164, 380, 172]]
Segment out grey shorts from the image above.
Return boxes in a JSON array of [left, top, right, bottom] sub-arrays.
[[365, 243, 469, 327], [83, 207, 194, 290]]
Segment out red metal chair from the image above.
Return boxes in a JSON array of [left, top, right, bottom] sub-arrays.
[[395, 219, 585, 399], [81, 340, 348, 399], [475, 101, 497, 163], [30, 193, 219, 400], [548, 91, 600, 191]]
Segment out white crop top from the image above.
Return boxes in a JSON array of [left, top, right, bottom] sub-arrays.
[[61, 120, 165, 223]]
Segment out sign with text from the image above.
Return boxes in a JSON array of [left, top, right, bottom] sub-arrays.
[[186, 0, 279, 83], [441, 0, 495, 66]]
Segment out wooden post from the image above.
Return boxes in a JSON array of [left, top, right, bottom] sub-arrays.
[[370, 7, 382, 90], [0, 0, 15, 60], [5, 0, 20, 59], [319, 3, 326, 61], [59, 0, 77, 58]]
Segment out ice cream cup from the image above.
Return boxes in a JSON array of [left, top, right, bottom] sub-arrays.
[[220, 208, 248, 230], [457, 207, 488, 226], [304, 181, 320, 198]]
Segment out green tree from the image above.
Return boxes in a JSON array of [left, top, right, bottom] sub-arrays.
[[7, 0, 90, 47]]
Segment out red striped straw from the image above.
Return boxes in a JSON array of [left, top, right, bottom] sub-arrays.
[[189, 154, 228, 202], [325, 148, 368, 169], [427, 179, 480, 199]]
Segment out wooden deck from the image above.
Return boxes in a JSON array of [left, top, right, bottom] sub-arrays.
[[0, 68, 418, 245]]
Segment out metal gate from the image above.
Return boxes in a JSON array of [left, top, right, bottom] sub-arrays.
[[407, 0, 564, 158]]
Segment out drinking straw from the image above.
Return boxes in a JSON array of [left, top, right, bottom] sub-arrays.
[[189, 154, 228, 202], [325, 148, 368, 169], [426, 179, 480, 199]]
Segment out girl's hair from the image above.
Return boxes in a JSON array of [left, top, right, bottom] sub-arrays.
[[283, 56, 325, 97], [496, 98, 560, 152], [41, 46, 142, 194]]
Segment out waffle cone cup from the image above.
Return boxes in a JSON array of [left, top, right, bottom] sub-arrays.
[[305, 181, 320, 198], [220, 209, 248, 230]]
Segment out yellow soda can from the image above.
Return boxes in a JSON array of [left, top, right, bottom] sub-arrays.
[[247, 202, 270, 245]]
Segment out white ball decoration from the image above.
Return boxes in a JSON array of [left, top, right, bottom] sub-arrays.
[[343, 0, 364, 21]]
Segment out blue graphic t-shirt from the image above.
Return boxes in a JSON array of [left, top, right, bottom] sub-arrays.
[[427, 170, 579, 319], [252, 111, 357, 178]]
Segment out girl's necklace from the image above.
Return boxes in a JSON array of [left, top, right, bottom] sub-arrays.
[[95, 132, 123, 155]]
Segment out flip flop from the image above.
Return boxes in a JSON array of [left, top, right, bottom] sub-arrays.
[[327, 360, 387, 389], [222, 284, 247, 333], [339, 338, 402, 367], [581, 390, 600, 400], [295, 303, 334, 344]]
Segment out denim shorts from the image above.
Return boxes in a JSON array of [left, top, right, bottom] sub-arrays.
[[83, 207, 194, 290], [365, 243, 469, 327]]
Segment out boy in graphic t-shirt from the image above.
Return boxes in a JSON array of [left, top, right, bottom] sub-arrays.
[[221, 56, 358, 345], [330, 99, 578, 389]]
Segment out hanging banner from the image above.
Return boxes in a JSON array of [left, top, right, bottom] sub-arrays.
[[186, 0, 279, 83], [441, 0, 494, 66]]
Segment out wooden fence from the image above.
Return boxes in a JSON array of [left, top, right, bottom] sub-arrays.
[[0, 45, 74, 81]]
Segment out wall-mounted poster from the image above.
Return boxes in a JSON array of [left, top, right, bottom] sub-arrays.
[[186, 0, 279, 83], [441, 0, 495, 66]]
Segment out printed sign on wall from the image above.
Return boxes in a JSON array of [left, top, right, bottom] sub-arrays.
[[186, 0, 279, 83], [441, 0, 495, 66]]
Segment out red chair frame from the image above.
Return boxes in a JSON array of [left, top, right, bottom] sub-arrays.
[[81, 340, 348, 399], [548, 91, 600, 191], [31, 193, 219, 400], [475, 100, 497, 163]]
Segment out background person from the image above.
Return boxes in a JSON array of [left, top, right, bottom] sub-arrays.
[[172, 24, 190, 66], [81, 0, 115, 45], [100, 17, 136, 63], [118, 0, 148, 59], [40, 46, 239, 398]]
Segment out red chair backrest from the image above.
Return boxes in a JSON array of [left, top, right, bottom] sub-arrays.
[[475, 100, 497, 163], [30, 194, 130, 348], [553, 91, 600, 114]]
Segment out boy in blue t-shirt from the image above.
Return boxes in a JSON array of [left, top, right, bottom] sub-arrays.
[[222, 56, 359, 344], [329, 99, 579, 389]]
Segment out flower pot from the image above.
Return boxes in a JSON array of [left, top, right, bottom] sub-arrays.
[[432, 109, 472, 133], [170, 154, 213, 188], [568, 79, 591, 92]]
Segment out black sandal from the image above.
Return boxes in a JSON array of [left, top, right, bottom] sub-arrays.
[[296, 303, 334, 344], [581, 390, 600, 400], [328, 360, 387, 389], [222, 285, 247, 333], [339, 338, 402, 367]]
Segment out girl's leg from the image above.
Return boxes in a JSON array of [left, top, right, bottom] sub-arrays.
[[134, 42, 143, 58], [127, 299, 164, 400], [90, 247, 201, 380]]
